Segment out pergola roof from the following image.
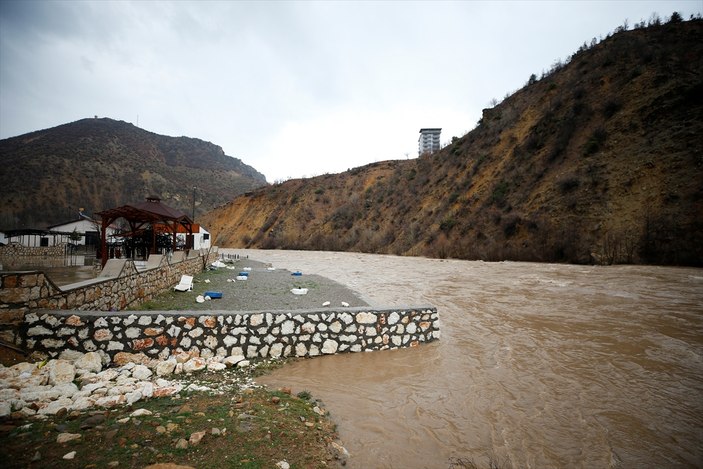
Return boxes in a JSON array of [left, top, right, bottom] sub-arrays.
[[96, 196, 193, 226]]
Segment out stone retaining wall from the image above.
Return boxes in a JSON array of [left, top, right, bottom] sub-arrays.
[[0, 243, 66, 258], [22, 307, 440, 362], [0, 249, 218, 345]]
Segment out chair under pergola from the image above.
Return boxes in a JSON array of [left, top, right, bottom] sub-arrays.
[[95, 196, 194, 267]]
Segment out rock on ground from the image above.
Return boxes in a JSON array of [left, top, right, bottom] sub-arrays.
[[0, 351, 255, 417]]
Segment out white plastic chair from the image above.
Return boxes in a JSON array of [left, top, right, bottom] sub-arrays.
[[174, 275, 194, 292]]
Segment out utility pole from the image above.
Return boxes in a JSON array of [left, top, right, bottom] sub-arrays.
[[192, 186, 196, 221]]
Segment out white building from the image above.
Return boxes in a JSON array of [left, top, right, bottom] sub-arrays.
[[418, 128, 442, 155], [47, 219, 102, 247], [175, 224, 211, 250], [0, 229, 54, 247], [0, 216, 118, 248]]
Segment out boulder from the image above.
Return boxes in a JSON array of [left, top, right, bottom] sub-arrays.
[[58, 350, 85, 362], [46, 360, 76, 385], [52, 382, 79, 399], [0, 346, 238, 418], [206, 362, 226, 372], [131, 365, 152, 381], [189, 430, 207, 446], [37, 397, 73, 415], [74, 352, 103, 374], [95, 394, 126, 408], [138, 382, 154, 399], [0, 401, 11, 417], [223, 355, 246, 367], [182, 358, 206, 373], [95, 369, 119, 382], [112, 352, 151, 367], [70, 397, 96, 411], [152, 385, 181, 398], [174, 352, 191, 364], [56, 433, 81, 443], [125, 391, 143, 405], [155, 360, 177, 377], [329, 441, 350, 460]]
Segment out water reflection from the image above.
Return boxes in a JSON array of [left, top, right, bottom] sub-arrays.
[[0, 256, 97, 286]]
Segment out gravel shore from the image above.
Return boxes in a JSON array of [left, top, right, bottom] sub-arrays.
[[134, 258, 369, 312]]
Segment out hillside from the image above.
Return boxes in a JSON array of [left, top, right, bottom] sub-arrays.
[[201, 19, 703, 266], [0, 118, 267, 228]]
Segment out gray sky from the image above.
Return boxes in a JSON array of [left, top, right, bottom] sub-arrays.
[[1, 1, 700, 182]]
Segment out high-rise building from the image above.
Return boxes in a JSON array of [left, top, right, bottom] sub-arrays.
[[418, 128, 441, 155]]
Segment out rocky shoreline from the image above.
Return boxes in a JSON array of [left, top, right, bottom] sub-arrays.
[[0, 349, 349, 468], [0, 350, 259, 419]]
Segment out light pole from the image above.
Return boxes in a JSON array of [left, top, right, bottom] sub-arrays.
[[191, 186, 196, 221]]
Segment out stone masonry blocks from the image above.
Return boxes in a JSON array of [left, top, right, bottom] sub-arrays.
[[21, 307, 440, 362]]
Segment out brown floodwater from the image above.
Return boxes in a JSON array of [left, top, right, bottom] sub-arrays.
[[230, 249, 703, 469]]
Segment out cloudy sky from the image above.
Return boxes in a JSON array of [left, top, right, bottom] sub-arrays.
[[1, 1, 700, 182]]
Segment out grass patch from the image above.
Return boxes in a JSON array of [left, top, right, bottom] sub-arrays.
[[136, 267, 236, 311]]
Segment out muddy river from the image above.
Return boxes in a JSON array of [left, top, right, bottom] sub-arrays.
[[229, 249, 702, 469]]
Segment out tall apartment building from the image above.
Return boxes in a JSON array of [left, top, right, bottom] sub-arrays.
[[418, 128, 441, 155]]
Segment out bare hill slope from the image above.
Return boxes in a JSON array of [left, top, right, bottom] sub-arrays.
[[202, 19, 703, 266]]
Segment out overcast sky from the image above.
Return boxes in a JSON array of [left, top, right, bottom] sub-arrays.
[[1, 1, 700, 182]]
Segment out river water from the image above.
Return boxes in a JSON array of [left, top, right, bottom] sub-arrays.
[[227, 249, 703, 469]]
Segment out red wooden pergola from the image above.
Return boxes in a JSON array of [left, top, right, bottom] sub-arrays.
[[96, 196, 194, 267]]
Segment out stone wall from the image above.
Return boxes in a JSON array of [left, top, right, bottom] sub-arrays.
[[0, 249, 218, 345], [21, 307, 440, 362], [0, 243, 66, 258]]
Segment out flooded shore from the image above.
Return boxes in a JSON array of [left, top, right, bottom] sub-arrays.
[[234, 249, 703, 469]]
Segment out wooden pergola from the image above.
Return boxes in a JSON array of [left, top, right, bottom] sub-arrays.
[[96, 196, 194, 267]]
